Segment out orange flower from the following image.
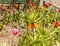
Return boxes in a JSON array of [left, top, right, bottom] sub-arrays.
[[28, 23, 32, 29], [15, 4, 19, 7], [33, 23, 38, 28], [27, 23, 38, 29]]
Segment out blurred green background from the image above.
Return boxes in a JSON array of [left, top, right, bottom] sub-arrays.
[[0, 0, 40, 3], [0, 0, 24, 3]]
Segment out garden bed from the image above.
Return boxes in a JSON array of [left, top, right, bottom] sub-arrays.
[[0, 1, 60, 46]]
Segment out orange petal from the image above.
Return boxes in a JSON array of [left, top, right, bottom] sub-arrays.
[[27, 23, 32, 29], [33, 23, 38, 28], [15, 4, 19, 7]]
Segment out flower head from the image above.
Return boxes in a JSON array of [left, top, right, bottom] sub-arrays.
[[29, 9, 32, 12], [12, 28, 18, 35], [43, 3, 48, 7], [54, 21, 59, 28], [28, 23, 38, 29], [31, 2, 36, 7], [15, 4, 19, 7], [58, 8, 60, 13], [49, 3, 53, 6]]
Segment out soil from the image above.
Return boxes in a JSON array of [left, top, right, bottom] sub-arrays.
[[0, 23, 19, 46]]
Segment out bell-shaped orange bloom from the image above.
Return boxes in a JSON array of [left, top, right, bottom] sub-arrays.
[[15, 4, 19, 7], [28, 23, 32, 29], [33, 23, 38, 28], [28, 23, 38, 29]]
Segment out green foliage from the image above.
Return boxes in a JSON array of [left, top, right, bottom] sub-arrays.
[[0, 2, 60, 46], [18, 4, 60, 46], [0, 21, 3, 31]]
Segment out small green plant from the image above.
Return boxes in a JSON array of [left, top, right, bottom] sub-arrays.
[[0, 21, 3, 31]]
